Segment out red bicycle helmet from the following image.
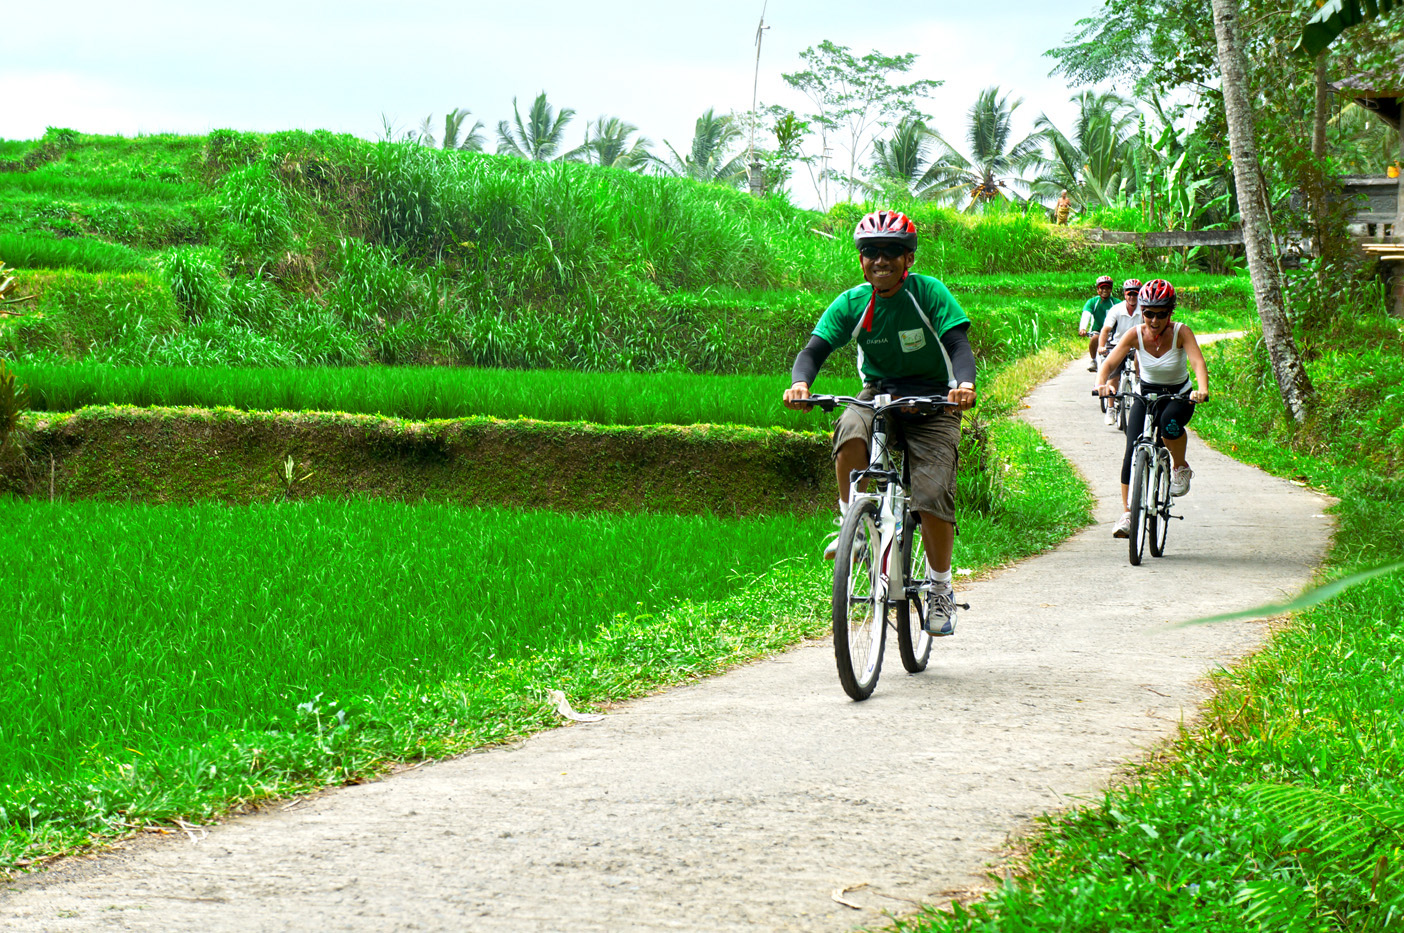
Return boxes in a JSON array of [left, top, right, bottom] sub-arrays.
[[1122, 278, 1142, 294], [853, 210, 918, 252], [1095, 275, 1114, 288], [1137, 278, 1176, 310]]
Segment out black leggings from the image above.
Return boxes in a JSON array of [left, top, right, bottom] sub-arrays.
[[1121, 382, 1196, 484]]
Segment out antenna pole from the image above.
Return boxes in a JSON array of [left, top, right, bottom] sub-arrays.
[[748, 1, 769, 196]]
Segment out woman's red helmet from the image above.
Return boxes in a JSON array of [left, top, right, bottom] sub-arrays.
[[853, 210, 918, 252], [1137, 279, 1176, 310]]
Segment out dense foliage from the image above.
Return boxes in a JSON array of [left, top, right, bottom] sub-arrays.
[[907, 306, 1404, 931]]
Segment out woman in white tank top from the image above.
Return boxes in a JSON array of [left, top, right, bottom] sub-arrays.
[[1094, 279, 1209, 539]]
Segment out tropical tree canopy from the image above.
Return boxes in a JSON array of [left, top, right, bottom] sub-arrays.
[[418, 108, 486, 152], [496, 92, 581, 162], [868, 118, 936, 198], [580, 117, 652, 170], [916, 87, 1046, 210], [655, 109, 748, 186], [1030, 91, 1139, 208]]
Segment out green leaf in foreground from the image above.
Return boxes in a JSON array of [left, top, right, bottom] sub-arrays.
[[1170, 560, 1404, 627]]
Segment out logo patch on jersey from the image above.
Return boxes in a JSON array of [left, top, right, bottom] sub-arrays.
[[898, 328, 926, 353]]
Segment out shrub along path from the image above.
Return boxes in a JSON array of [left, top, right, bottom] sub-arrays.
[[0, 349, 1331, 933]]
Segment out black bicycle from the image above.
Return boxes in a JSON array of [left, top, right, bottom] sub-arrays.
[[1096, 388, 1192, 565], [795, 393, 963, 700]]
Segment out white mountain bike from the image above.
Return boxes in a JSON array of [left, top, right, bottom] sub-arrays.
[[798, 393, 965, 701]]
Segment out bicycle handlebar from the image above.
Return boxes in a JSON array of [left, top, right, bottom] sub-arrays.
[[1091, 389, 1198, 403], [792, 393, 956, 415]]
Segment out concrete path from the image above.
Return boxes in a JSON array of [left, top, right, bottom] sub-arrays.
[[1, 350, 1333, 933]]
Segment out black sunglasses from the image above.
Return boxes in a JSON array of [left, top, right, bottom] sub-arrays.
[[859, 244, 909, 260], [1142, 309, 1171, 320]]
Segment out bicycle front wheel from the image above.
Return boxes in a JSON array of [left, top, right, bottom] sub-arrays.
[[1128, 446, 1150, 566], [1150, 453, 1172, 557], [1117, 385, 1131, 432], [895, 511, 933, 673], [832, 498, 888, 700]]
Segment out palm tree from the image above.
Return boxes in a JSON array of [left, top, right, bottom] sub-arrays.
[[496, 92, 580, 161], [869, 117, 936, 198], [580, 117, 652, 170], [1030, 92, 1139, 208], [417, 107, 487, 152], [655, 109, 747, 186], [915, 87, 1046, 210]]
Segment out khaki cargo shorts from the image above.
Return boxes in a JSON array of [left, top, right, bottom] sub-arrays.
[[832, 387, 961, 523]]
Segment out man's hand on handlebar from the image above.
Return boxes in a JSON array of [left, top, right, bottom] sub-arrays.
[[949, 384, 976, 411], [1191, 389, 1209, 403], [783, 381, 812, 411]]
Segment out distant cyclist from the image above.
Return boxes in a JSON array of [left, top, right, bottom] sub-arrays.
[[1097, 278, 1143, 426], [783, 210, 977, 636], [1079, 275, 1116, 372], [1095, 279, 1210, 538]]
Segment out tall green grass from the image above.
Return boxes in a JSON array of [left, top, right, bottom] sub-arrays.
[[12, 363, 863, 428], [0, 169, 202, 202], [0, 233, 149, 274]]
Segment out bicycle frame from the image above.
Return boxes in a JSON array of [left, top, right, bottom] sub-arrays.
[[798, 391, 959, 699], [805, 393, 953, 607], [1126, 389, 1191, 563]]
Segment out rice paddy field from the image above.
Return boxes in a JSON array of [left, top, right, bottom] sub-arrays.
[[0, 128, 1257, 879]]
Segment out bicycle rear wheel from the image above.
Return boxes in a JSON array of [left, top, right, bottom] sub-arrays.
[[832, 499, 887, 700], [1150, 453, 1172, 557], [1117, 383, 1131, 432], [1128, 447, 1150, 566], [894, 510, 933, 673]]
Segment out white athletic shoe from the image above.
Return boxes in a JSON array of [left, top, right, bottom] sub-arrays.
[[1104, 404, 1117, 426], [1171, 465, 1194, 497], [924, 584, 957, 636], [1112, 511, 1133, 538]]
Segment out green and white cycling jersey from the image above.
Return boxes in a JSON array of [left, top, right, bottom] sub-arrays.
[[1080, 295, 1115, 332], [812, 274, 971, 388]]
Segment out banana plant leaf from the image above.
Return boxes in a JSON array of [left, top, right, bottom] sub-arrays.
[[1297, 0, 1399, 57]]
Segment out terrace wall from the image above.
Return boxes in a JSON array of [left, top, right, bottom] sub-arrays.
[[1, 407, 834, 516]]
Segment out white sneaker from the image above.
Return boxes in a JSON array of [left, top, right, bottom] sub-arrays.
[[1112, 511, 1133, 538], [1104, 404, 1117, 426], [924, 584, 957, 636], [1171, 465, 1193, 497]]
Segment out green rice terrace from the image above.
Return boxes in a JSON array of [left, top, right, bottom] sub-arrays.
[[0, 127, 1282, 915]]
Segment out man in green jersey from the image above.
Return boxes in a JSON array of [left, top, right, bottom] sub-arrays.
[[782, 210, 977, 637], [1079, 275, 1116, 371]]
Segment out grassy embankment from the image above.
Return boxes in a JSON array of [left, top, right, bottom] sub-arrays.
[[900, 310, 1404, 932], [0, 362, 1094, 876]]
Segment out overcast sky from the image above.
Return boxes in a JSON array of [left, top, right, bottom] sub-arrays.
[[2, 0, 1117, 205]]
